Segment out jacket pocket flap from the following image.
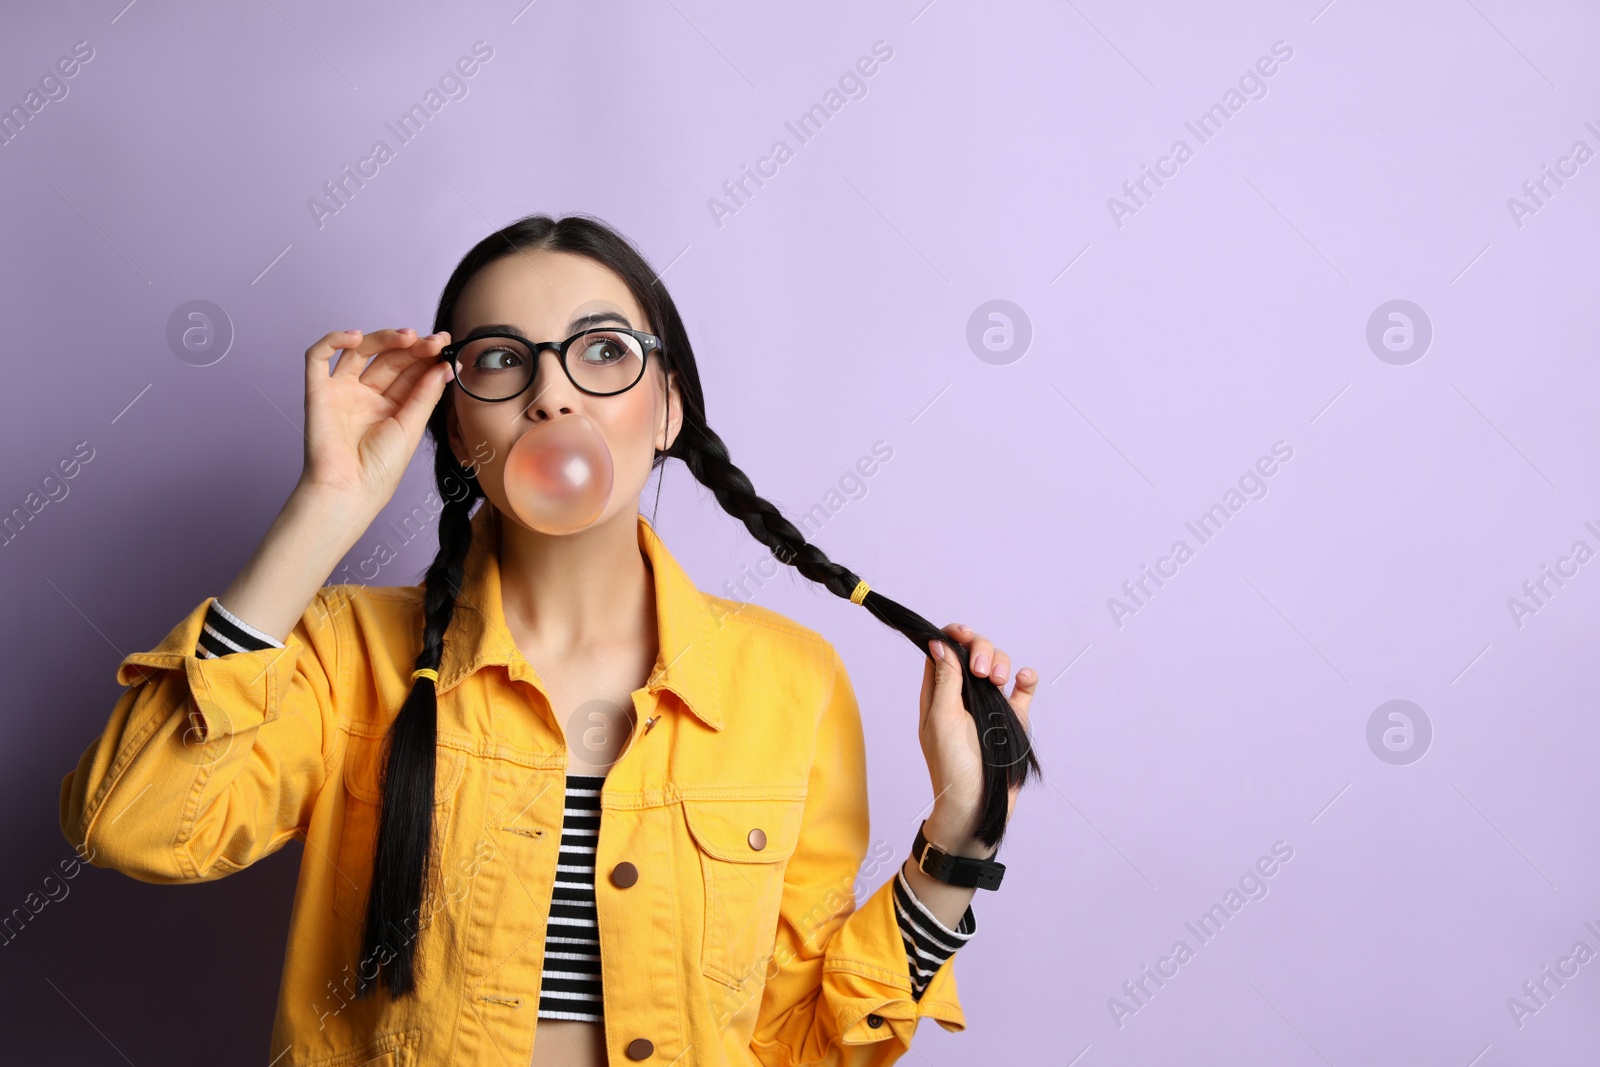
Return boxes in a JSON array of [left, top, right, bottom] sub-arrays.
[[682, 795, 807, 864], [342, 736, 464, 806]]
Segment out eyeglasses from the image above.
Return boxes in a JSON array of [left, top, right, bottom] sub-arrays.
[[437, 327, 664, 402]]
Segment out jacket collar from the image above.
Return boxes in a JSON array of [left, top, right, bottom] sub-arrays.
[[434, 503, 723, 731]]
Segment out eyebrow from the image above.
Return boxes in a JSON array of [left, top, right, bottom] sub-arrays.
[[463, 311, 634, 340]]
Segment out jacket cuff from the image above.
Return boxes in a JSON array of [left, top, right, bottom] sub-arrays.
[[822, 871, 966, 1049], [115, 596, 309, 740]]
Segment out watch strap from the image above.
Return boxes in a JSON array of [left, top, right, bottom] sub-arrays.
[[912, 821, 1006, 890]]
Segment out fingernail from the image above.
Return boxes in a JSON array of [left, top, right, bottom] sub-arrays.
[[973, 653, 989, 675], [993, 665, 1006, 683]]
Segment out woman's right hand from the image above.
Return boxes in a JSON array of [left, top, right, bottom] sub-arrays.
[[295, 327, 455, 513]]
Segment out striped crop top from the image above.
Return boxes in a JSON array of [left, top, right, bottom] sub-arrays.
[[197, 597, 975, 1018], [541, 772, 605, 1019]]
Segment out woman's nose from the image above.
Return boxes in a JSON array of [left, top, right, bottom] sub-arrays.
[[524, 349, 578, 418]]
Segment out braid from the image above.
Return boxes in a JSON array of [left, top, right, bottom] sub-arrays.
[[676, 418, 1041, 849], [679, 422, 860, 599], [355, 455, 482, 1000]]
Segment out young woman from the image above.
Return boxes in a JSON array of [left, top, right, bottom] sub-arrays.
[[60, 215, 1040, 1066]]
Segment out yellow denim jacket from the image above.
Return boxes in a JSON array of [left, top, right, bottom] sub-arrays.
[[59, 504, 966, 1065]]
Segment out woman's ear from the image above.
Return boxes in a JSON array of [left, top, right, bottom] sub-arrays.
[[657, 367, 684, 453]]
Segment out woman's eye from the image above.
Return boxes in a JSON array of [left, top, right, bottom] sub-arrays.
[[579, 338, 625, 365], [473, 347, 524, 371]]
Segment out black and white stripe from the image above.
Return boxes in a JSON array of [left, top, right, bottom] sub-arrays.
[[894, 866, 976, 1000], [192, 598, 976, 1010], [197, 599, 283, 658], [539, 773, 605, 1020]]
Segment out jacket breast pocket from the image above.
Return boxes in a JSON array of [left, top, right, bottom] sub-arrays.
[[681, 795, 807, 991], [331, 734, 465, 930]]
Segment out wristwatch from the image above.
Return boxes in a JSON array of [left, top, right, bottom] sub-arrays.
[[910, 821, 1006, 890]]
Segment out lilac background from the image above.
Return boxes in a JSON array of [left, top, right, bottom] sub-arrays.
[[3, 0, 1598, 1063]]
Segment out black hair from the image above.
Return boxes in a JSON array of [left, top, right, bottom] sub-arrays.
[[354, 213, 1042, 998]]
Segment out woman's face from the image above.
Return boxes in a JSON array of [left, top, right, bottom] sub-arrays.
[[444, 249, 683, 532]]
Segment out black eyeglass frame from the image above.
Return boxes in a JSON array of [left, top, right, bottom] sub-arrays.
[[436, 327, 666, 401]]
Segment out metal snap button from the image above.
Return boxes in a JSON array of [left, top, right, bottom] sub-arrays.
[[611, 861, 639, 888], [867, 1013, 884, 1028], [625, 1037, 654, 1059], [748, 827, 767, 851]]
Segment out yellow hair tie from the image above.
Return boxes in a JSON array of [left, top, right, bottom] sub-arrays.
[[849, 580, 870, 605], [412, 668, 440, 684]]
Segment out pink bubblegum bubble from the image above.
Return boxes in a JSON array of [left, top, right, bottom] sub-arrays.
[[503, 414, 615, 534]]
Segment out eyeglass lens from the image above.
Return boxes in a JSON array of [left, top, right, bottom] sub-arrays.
[[454, 330, 645, 399]]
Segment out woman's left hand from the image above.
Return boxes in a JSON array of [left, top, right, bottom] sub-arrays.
[[915, 622, 1035, 858]]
